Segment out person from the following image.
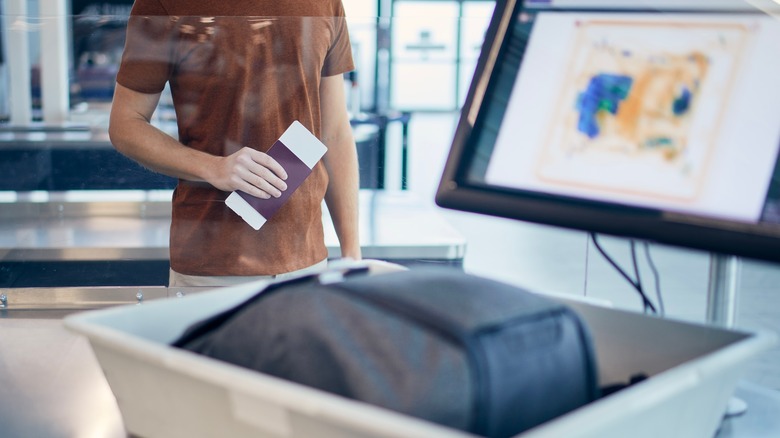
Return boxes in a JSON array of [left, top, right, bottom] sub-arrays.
[[108, 0, 361, 287]]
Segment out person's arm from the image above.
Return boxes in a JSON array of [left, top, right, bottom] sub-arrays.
[[108, 83, 288, 199], [320, 75, 361, 260]]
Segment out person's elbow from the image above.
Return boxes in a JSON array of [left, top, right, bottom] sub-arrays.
[[107, 112, 122, 150], [108, 112, 135, 158], [322, 117, 357, 152], [107, 83, 160, 156]]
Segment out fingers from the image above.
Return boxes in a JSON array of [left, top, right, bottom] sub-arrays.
[[252, 151, 288, 182], [231, 147, 288, 199]]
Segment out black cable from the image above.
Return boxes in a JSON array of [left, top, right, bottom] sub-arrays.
[[629, 240, 655, 314], [630, 240, 642, 294], [583, 234, 590, 296], [590, 233, 657, 314], [643, 242, 665, 316]]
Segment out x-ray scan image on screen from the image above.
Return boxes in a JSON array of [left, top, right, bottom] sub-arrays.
[[485, 12, 780, 223]]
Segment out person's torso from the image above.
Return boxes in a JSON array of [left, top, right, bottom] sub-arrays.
[[120, 0, 352, 275]]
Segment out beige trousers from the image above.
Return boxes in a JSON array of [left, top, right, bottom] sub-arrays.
[[168, 259, 329, 288]]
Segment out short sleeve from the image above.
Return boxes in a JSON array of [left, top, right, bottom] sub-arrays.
[[321, 2, 355, 77], [115, 0, 175, 94]]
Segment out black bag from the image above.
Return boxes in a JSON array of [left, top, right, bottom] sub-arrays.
[[173, 267, 599, 437]]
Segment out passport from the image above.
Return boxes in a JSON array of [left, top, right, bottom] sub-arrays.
[[225, 121, 327, 230]]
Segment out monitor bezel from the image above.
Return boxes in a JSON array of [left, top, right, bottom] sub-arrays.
[[435, 0, 780, 263]]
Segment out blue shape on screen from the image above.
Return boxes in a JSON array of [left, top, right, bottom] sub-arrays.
[[672, 87, 692, 116], [576, 74, 633, 138]]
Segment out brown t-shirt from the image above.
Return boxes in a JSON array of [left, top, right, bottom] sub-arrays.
[[116, 0, 354, 276]]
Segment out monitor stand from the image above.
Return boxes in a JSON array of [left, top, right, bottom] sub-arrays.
[[706, 253, 748, 417], [707, 254, 741, 328]]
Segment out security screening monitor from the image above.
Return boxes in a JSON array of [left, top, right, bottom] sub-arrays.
[[437, 0, 780, 263]]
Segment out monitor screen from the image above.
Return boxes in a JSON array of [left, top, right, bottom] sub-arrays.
[[436, 0, 780, 263]]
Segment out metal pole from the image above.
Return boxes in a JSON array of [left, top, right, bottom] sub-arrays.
[[3, 0, 33, 125], [706, 253, 747, 417], [706, 253, 741, 328], [39, 0, 70, 124]]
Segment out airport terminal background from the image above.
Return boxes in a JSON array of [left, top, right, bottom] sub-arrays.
[[2, 0, 780, 436]]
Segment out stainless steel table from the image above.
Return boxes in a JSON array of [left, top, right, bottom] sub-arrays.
[[0, 189, 466, 286]]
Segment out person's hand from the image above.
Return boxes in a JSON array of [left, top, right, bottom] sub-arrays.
[[211, 147, 288, 198]]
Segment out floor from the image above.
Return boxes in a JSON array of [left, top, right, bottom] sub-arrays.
[[397, 112, 780, 391], [0, 318, 126, 438]]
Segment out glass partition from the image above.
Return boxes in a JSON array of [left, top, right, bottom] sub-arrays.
[[0, 7, 469, 291]]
